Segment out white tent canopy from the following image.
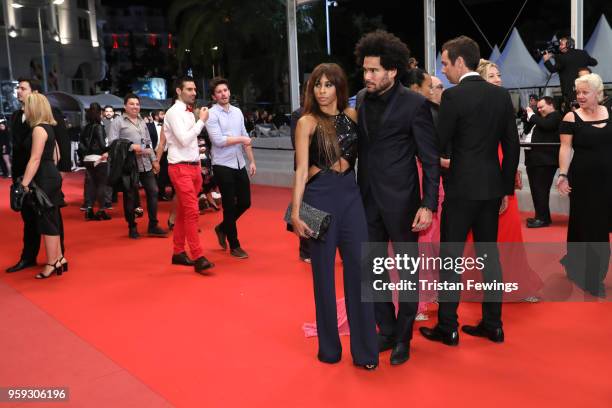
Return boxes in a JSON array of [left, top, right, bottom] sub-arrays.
[[489, 45, 501, 63], [497, 28, 548, 89], [584, 14, 612, 83], [46, 92, 124, 113], [538, 58, 560, 86]]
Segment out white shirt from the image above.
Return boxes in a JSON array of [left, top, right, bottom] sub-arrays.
[[154, 121, 162, 137], [163, 100, 205, 164], [459, 71, 480, 82], [154, 120, 166, 151]]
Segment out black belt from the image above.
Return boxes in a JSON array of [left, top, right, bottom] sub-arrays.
[[173, 161, 200, 165]]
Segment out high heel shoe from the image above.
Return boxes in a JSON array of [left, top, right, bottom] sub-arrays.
[[56, 256, 68, 273], [353, 363, 378, 371], [35, 260, 63, 279], [167, 219, 175, 231]]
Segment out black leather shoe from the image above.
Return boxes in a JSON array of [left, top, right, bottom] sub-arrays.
[[6, 259, 37, 273], [214, 224, 227, 250], [194, 256, 214, 274], [527, 218, 551, 228], [461, 324, 504, 343], [419, 326, 459, 346], [390, 342, 410, 365], [172, 252, 195, 266], [85, 207, 95, 221], [129, 227, 140, 239], [148, 225, 168, 237], [230, 247, 249, 259], [378, 334, 395, 352], [94, 210, 111, 221]]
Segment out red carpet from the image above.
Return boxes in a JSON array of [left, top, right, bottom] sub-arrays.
[[0, 173, 611, 407]]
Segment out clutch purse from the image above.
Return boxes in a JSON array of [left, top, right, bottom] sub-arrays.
[[284, 201, 331, 241]]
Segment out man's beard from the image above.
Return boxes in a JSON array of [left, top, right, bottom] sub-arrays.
[[366, 73, 393, 94]]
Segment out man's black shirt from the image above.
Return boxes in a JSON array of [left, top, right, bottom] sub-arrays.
[[364, 81, 399, 139]]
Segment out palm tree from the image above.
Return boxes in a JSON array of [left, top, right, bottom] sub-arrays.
[[169, 0, 289, 105]]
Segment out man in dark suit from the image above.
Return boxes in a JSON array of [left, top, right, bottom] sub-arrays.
[[354, 30, 440, 365], [6, 78, 67, 272], [543, 37, 597, 112], [146, 119, 158, 150], [146, 110, 165, 150], [420, 36, 519, 345], [524, 96, 561, 228]]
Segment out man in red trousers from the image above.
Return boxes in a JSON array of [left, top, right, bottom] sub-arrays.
[[163, 76, 214, 274]]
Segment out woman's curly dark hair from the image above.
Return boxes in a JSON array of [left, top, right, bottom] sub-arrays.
[[354, 30, 411, 78]]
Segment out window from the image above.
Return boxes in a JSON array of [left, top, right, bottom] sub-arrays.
[[20, 8, 47, 30], [77, 0, 88, 10], [78, 17, 90, 40]]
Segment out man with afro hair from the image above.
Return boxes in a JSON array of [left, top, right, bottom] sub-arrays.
[[354, 30, 440, 365]]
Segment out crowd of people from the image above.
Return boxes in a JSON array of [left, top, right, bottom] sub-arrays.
[[289, 30, 610, 370], [244, 109, 290, 133], [2, 28, 610, 372], [5, 75, 255, 277]]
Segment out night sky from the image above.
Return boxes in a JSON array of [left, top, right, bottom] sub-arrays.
[[101, 0, 612, 67]]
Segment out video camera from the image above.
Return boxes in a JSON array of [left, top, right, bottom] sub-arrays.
[[535, 40, 561, 56]]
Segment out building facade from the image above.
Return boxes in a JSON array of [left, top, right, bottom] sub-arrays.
[[100, 5, 175, 95], [0, 0, 104, 94]]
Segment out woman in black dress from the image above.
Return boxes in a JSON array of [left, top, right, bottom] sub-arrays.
[[20, 93, 67, 279], [291, 63, 378, 369], [558, 73, 612, 297]]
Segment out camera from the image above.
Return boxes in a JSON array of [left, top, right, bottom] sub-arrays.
[[535, 40, 560, 56]]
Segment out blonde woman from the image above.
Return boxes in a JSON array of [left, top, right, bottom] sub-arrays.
[[474, 59, 542, 302], [21, 93, 67, 279], [558, 73, 612, 297]]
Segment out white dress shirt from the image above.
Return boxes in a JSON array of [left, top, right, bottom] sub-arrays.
[[154, 121, 162, 137], [163, 100, 205, 164], [459, 71, 481, 82]]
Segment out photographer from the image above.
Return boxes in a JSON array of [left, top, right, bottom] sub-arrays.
[[543, 37, 597, 112], [524, 96, 561, 228]]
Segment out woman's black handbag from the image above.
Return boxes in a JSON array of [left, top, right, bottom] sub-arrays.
[[10, 178, 54, 213], [10, 180, 26, 212], [284, 201, 331, 241]]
